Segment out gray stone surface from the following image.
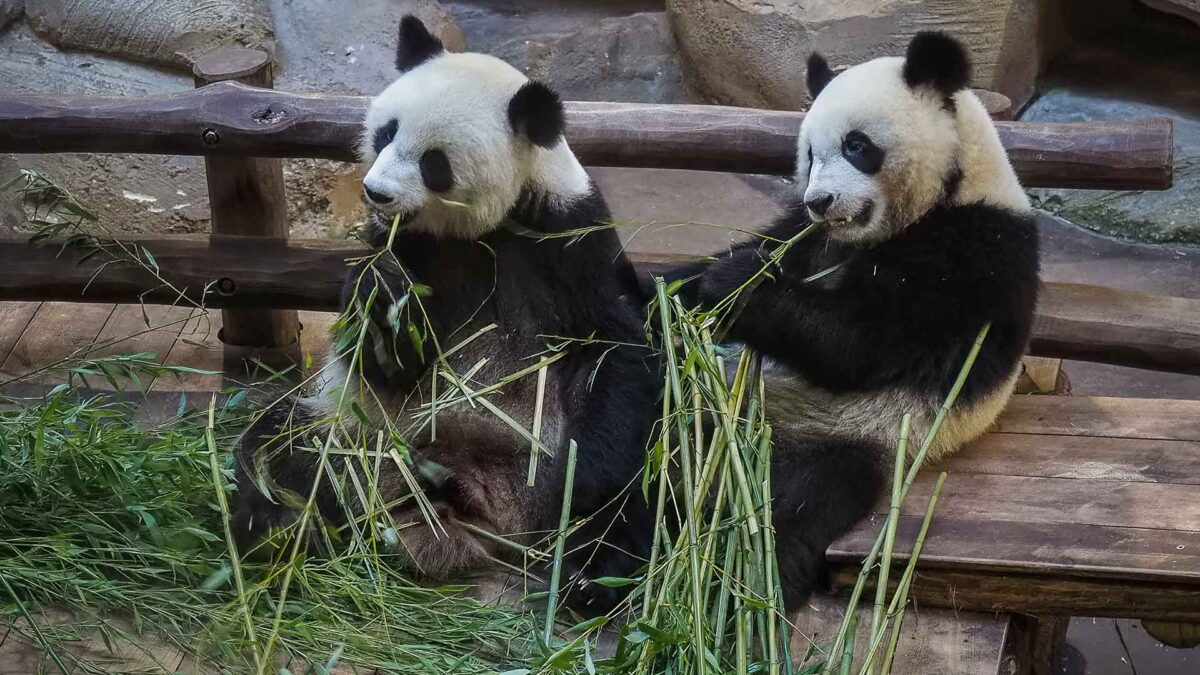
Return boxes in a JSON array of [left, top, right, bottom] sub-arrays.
[[270, 0, 464, 95], [1140, 0, 1200, 26], [666, 0, 1044, 110], [447, 0, 688, 103], [1022, 19, 1200, 245], [25, 0, 275, 70]]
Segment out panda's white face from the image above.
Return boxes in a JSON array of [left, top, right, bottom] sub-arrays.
[[359, 36, 589, 240], [796, 57, 959, 244]]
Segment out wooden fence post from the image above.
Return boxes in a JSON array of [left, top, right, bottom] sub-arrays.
[[193, 48, 300, 350]]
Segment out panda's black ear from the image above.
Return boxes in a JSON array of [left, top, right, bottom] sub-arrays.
[[396, 15, 444, 72], [508, 80, 565, 149], [902, 32, 970, 99], [806, 53, 834, 100]]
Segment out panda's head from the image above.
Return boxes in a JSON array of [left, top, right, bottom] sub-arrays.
[[796, 32, 1028, 244], [359, 16, 590, 239]]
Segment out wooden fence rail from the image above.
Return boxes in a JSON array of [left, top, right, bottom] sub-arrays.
[[0, 81, 1175, 189], [1, 235, 1197, 375]]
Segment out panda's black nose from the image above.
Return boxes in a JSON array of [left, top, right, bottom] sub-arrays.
[[363, 185, 393, 205], [805, 194, 834, 217]]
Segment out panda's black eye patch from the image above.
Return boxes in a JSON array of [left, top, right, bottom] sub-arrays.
[[841, 131, 884, 175], [373, 119, 398, 154], [419, 148, 454, 193]]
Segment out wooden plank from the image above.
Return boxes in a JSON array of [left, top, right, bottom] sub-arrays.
[[0, 302, 115, 384], [0, 235, 355, 311], [153, 309, 223, 393], [790, 594, 1020, 675], [0, 301, 41, 366], [0, 83, 1174, 190], [831, 517, 1200, 583], [995, 396, 1200, 441], [938, 433, 1200, 485], [1, 236, 1198, 375], [828, 566, 1200, 622], [886, 473, 1200, 532], [1031, 282, 1200, 375], [86, 303, 194, 390]]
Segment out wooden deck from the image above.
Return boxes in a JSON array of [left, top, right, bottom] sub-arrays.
[[0, 300, 336, 394]]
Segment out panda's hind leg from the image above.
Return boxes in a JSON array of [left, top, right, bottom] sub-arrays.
[[770, 431, 887, 609]]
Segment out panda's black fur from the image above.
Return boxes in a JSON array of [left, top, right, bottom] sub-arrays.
[[665, 33, 1040, 607], [233, 17, 658, 613]]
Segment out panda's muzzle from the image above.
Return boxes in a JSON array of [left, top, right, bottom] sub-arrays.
[[363, 184, 393, 205], [823, 200, 875, 229]]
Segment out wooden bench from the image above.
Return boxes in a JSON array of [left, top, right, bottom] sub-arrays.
[[1, 48, 1197, 673]]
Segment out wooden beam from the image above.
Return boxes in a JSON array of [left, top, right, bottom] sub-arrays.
[[0, 236, 1196, 374], [0, 83, 1174, 190], [192, 48, 300, 350]]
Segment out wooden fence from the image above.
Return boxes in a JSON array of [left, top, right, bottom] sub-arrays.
[[0, 48, 1195, 373]]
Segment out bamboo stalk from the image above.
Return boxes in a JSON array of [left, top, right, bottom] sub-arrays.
[[869, 415, 911, 652], [205, 396, 264, 674], [543, 439, 579, 646], [857, 472, 949, 675]]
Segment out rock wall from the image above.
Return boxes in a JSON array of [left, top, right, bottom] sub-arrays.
[[667, 0, 1046, 110], [25, 0, 276, 69]]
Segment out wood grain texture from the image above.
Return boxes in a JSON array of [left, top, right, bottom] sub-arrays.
[[0, 84, 1174, 189], [0, 301, 40, 367], [937, 433, 1200, 484], [828, 567, 1200, 622], [0, 302, 114, 384], [831, 516, 1200, 583], [1031, 282, 1200, 375], [995, 395, 1200, 440], [790, 594, 1019, 675], [826, 394, 1200, 621], [194, 49, 300, 350], [3, 236, 1197, 374]]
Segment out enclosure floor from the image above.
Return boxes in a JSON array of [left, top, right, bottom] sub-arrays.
[[0, 300, 337, 396]]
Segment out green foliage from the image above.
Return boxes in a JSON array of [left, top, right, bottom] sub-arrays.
[[0, 388, 537, 673]]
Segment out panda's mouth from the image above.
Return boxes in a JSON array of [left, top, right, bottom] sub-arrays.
[[826, 201, 875, 229], [371, 208, 418, 229]]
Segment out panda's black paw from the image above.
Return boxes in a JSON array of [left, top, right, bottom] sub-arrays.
[[774, 538, 830, 610], [560, 569, 629, 617], [341, 255, 412, 326]]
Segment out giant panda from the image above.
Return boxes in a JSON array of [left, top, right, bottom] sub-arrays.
[[232, 15, 660, 611], [669, 32, 1040, 607]]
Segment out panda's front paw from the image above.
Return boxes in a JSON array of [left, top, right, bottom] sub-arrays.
[[342, 256, 411, 320]]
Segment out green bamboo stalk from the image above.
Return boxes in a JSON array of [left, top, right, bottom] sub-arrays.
[[870, 415, 911, 649], [825, 323, 989, 668], [761, 425, 781, 675], [526, 358, 550, 486], [837, 613, 858, 675], [877, 608, 906, 675], [857, 472, 949, 675], [655, 278, 709, 674], [205, 396, 265, 674], [543, 439, 579, 646]]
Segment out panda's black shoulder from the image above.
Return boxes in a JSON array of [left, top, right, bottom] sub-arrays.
[[876, 201, 1040, 302]]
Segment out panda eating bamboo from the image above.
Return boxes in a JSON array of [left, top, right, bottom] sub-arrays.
[[669, 32, 1040, 606], [232, 16, 660, 611]]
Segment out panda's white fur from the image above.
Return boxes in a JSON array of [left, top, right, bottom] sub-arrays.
[[795, 57, 1029, 245], [359, 52, 590, 239]]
